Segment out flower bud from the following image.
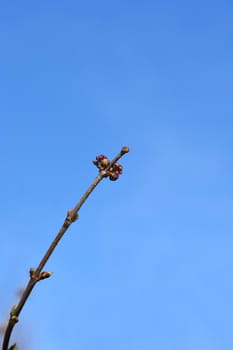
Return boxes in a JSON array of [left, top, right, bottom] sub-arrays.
[[113, 162, 123, 173], [100, 157, 110, 167], [109, 172, 119, 181]]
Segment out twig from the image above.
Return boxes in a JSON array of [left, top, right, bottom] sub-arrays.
[[2, 146, 129, 350]]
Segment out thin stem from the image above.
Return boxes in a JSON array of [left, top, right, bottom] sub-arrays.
[[2, 146, 129, 350]]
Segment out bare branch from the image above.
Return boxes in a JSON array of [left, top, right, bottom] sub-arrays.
[[2, 146, 129, 350]]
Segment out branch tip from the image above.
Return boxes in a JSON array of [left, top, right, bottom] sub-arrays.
[[121, 146, 130, 154]]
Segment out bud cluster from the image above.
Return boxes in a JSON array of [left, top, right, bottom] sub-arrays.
[[93, 155, 123, 181], [93, 155, 110, 170], [108, 162, 123, 181]]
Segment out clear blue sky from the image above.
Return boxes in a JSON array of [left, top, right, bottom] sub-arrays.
[[0, 1, 233, 349]]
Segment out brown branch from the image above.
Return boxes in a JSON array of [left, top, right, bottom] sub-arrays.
[[2, 146, 129, 350]]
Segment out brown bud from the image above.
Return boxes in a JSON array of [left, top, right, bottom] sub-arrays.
[[39, 271, 52, 280], [67, 209, 79, 222], [121, 146, 130, 154], [29, 268, 35, 278]]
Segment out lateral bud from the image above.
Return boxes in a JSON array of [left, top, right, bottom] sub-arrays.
[[10, 305, 18, 324], [67, 209, 79, 222], [29, 267, 35, 278], [39, 271, 53, 280]]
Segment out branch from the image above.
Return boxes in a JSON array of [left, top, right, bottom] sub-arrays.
[[1, 146, 129, 350]]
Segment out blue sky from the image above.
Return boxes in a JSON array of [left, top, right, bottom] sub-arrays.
[[0, 1, 233, 349]]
